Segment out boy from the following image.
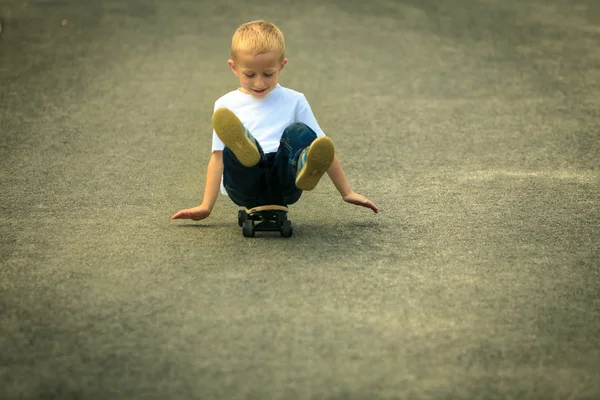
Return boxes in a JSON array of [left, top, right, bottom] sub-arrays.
[[172, 20, 378, 221]]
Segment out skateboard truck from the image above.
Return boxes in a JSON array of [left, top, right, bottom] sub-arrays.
[[238, 205, 292, 238]]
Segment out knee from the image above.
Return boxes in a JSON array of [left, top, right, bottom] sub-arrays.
[[282, 122, 317, 138], [290, 122, 309, 130]]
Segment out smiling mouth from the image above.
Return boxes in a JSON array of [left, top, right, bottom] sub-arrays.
[[252, 88, 267, 94]]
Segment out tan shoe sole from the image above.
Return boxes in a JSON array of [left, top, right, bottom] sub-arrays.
[[212, 108, 260, 167], [295, 137, 335, 191]]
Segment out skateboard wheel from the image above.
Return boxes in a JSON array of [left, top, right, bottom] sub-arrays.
[[238, 209, 248, 227], [280, 220, 293, 237], [242, 220, 255, 237]]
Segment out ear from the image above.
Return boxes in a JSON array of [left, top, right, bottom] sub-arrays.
[[228, 59, 238, 76], [279, 58, 288, 72]]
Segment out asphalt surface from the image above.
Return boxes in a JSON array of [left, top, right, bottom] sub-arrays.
[[1, 0, 599, 398]]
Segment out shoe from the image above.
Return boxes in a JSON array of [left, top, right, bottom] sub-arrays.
[[212, 108, 260, 167], [295, 137, 335, 191]]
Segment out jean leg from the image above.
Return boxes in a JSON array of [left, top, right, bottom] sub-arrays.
[[223, 143, 268, 208], [271, 123, 319, 205]]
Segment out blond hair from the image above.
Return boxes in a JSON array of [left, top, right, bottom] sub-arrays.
[[231, 20, 285, 61]]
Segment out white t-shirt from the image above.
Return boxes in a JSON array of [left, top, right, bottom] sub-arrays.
[[211, 84, 326, 194], [211, 84, 326, 153]]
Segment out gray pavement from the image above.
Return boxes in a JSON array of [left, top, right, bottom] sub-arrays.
[[1, 0, 599, 398]]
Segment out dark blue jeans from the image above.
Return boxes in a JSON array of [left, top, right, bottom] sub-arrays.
[[223, 122, 318, 208]]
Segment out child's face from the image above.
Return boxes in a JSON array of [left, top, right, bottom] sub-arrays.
[[228, 51, 287, 98]]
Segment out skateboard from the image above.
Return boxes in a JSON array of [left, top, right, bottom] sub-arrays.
[[238, 205, 292, 238]]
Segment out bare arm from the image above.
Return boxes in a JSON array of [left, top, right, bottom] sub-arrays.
[[327, 154, 379, 213], [172, 151, 224, 220], [200, 151, 224, 212], [327, 154, 352, 197]]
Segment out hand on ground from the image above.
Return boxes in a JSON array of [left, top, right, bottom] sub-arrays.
[[343, 192, 379, 213], [171, 205, 211, 221]]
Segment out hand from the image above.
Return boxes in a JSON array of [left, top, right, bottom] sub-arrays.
[[342, 191, 379, 213], [171, 205, 212, 221]]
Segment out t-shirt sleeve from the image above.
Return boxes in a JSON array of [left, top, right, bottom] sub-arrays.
[[296, 94, 326, 137], [211, 101, 225, 152]]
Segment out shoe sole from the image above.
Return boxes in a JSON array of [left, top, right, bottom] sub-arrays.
[[295, 137, 335, 191], [212, 108, 260, 167]]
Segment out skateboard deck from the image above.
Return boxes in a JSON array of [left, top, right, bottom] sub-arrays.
[[245, 205, 289, 215]]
